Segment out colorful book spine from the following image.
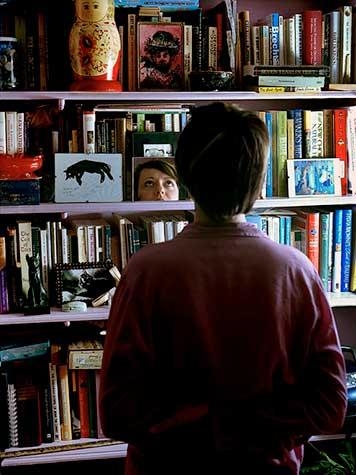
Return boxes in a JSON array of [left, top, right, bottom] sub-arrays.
[[264, 111, 273, 197], [332, 209, 343, 293], [268, 12, 280, 65], [319, 212, 332, 291], [333, 107, 348, 195], [341, 208, 352, 292]]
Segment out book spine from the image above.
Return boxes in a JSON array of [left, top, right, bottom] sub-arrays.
[[6, 111, 17, 155], [333, 107, 348, 195], [127, 13, 137, 91], [339, 5, 352, 84], [319, 212, 331, 291], [48, 363, 62, 442], [293, 109, 303, 159], [302, 10, 323, 65], [327, 10, 341, 84], [269, 12, 280, 65], [332, 209, 343, 293], [77, 369, 90, 438], [341, 208, 352, 292], [57, 365, 72, 441], [17, 221, 32, 305], [294, 13, 303, 65], [0, 111, 6, 154], [276, 110, 288, 197], [82, 110, 95, 154]]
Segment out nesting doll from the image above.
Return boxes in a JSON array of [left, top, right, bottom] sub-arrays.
[[69, 0, 122, 91]]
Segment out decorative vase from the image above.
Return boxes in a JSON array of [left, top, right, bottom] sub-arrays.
[[69, 0, 122, 91]]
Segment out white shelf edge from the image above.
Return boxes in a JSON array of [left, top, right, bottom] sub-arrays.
[[1, 90, 356, 102], [1, 195, 356, 215], [2, 442, 128, 466], [328, 292, 356, 307], [309, 433, 356, 442], [0, 307, 109, 325]]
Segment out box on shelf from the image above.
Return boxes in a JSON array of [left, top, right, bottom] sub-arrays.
[[0, 178, 41, 205]]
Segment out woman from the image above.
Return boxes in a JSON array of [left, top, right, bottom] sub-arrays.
[[134, 159, 180, 201]]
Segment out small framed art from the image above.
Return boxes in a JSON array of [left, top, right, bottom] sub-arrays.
[[143, 143, 173, 157], [137, 22, 184, 91], [287, 158, 342, 197], [54, 153, 123, 203], [55, 262, 116, 308]]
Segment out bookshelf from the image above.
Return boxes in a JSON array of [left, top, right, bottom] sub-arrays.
[[1, 0, 356, 471]]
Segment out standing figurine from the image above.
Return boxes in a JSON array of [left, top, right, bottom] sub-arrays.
[[69, 0, 122, 91]]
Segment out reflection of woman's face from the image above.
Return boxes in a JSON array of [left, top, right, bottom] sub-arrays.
[[138, 168, 179, 201]]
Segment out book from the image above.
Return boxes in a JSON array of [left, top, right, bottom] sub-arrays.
[[243, 64, 330, 77], [340, 208, 352, 292], [331, 209, 343, 293], [333, 108, 348, 195], [293, 210, 320, 272], [48, 362, 61, 442], [302, 10, 323, 66], [76, 369, 90, 438], [57, 364, 72, 441], [243, 75, 325, 88]]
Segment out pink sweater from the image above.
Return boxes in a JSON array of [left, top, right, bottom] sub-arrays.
[[99, 222, 347, 475]]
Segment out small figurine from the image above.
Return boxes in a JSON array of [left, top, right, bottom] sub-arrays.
[[69, 0, 122, 91]]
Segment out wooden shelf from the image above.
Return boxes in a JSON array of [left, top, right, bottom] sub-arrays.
[[1, 195, 356, 216], [2, 440, 128, 466], [0, 307, 109, 325]]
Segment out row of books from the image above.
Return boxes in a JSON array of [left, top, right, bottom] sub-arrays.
[[0, 339, 105, 450], [239, 6, 353, 85], [258, 106, 356, 199], [248, 208, 355, 293], [0, 213, 190, 313]]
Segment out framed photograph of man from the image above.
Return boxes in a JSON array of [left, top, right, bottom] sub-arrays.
[[287, 158, 342, 197], [137, 22, 184, 91]]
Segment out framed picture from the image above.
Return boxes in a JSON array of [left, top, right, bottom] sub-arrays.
[[132, 156, 177, 200], [54, 153, 123, 203], [143, 143, 173, 157], [54, 262, 116, 308], [137, 22, 184, 91], [287, 158, 342, 197]]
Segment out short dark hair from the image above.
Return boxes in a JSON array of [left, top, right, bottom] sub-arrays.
[[175, 102, 269, 221], [134, 159, 179, 200]]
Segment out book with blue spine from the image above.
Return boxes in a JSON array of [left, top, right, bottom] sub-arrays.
[[341, 208, 352, 292], [332, 209, 343, 293], [268, 12, 280, 65], [264, 111, 273, 197], [293, 109, 303, 159]]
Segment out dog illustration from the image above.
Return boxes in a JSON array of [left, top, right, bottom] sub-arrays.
[[64, 159, 114, 185]]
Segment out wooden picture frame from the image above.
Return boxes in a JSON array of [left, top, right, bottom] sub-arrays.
[[287, 158, 342, 197], [54, 262, 116, 308], [54, 153, 123, 203], [137, 22, 184, 91]]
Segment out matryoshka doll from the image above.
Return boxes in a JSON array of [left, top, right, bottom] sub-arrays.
[[69, 0, 122, 91]]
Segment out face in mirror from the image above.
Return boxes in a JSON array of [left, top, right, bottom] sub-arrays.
[[134, 159, 180, 201]]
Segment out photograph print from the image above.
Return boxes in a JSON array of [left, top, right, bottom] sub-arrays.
[[54, 153, 123, 203], [55, 263, 116, 307], [287, 158, 342, 197], [138, 22, 184, 91]]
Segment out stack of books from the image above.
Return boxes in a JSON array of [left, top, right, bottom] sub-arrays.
[[243, 64, 331, 93]]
